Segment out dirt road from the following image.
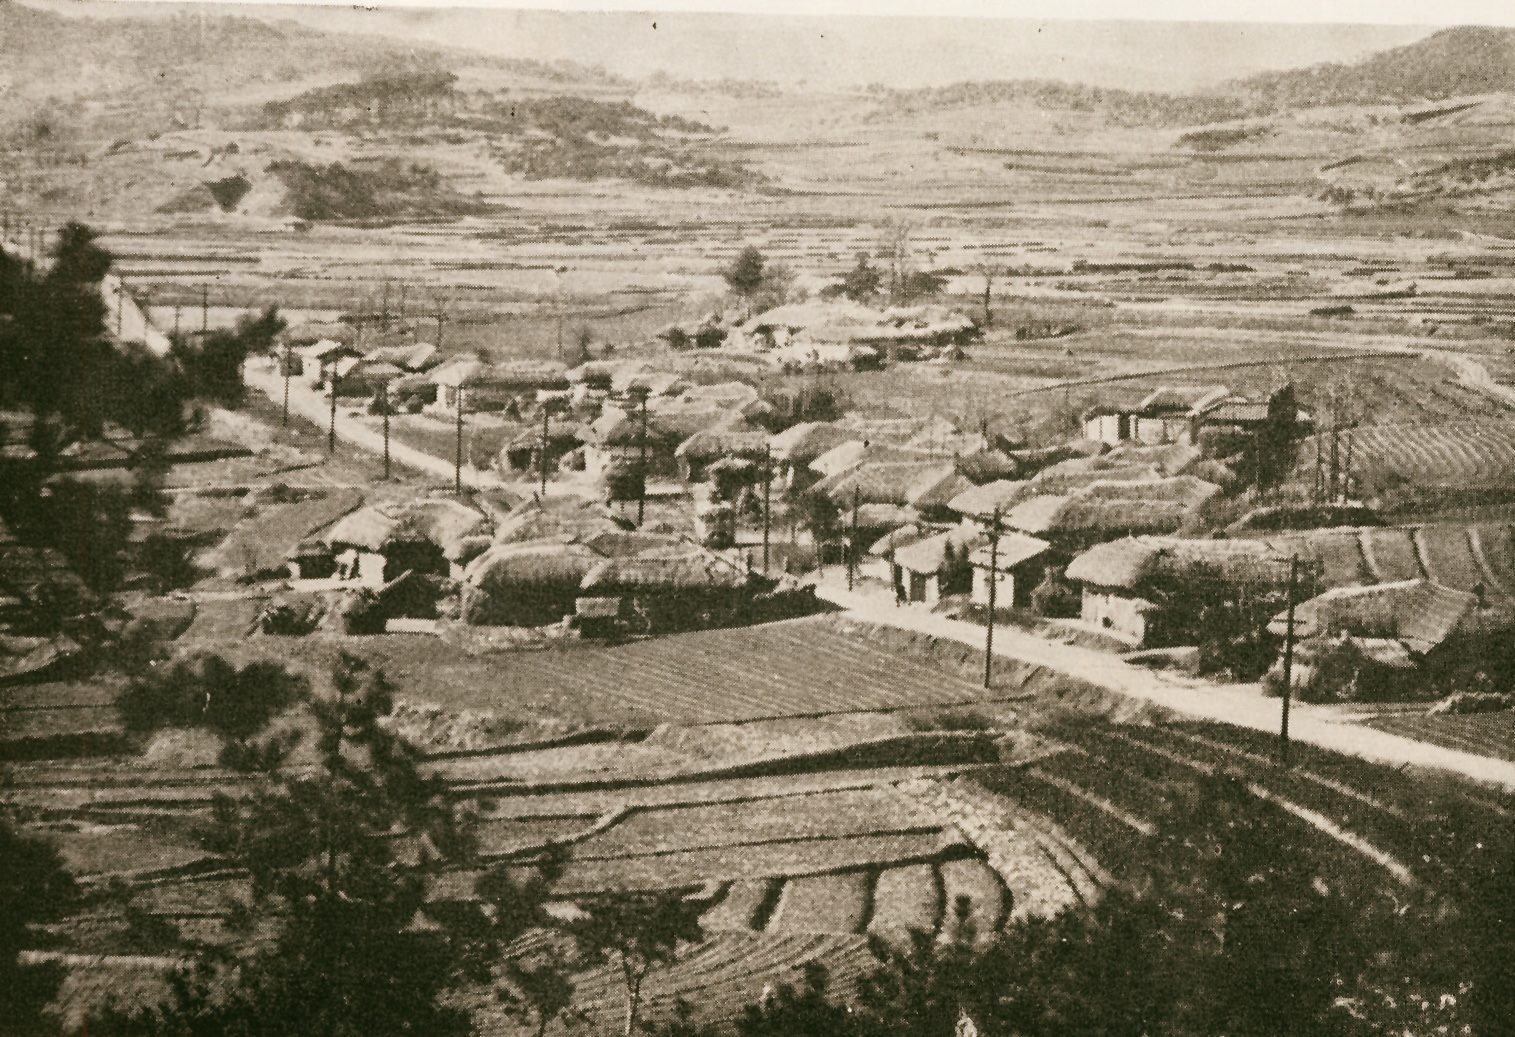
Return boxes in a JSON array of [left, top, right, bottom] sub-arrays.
[[242, 357, 504, 489], [816, 575, 1515, 790]]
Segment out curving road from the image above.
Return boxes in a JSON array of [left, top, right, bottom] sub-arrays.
[[815, 574, 1515, 791]]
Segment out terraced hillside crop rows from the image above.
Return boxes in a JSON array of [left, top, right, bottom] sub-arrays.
[[1333, 421, 1515, 491], [1268, 521, 1515, 598]]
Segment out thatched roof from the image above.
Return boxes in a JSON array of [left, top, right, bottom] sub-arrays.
[[868, 523, 926, 557], [494, 501, 622, 545], [283, 321, 355, 346], [955, 449, 1020, 483], [814, 461, 954, 508], [893, 527, 984, 575], [1103, 442, 1202, 476], [1066, 535, 1292, 590], [948, 480, 1031, 520], [968, 532, 1052, 570], [809, 440, 868, 478], [579, 530, 690, 558], [855, 502, 920, 528], [1006, 495, 1190, 536], [463, 539, 604, 590], [768, 422, 856, 464], [674, 422, 770, 461], [1078, 475, 1222, 510], [580, 548, 750, 593], [321, 497, 488, 555], [1269, 579, 1479, 655], [1028, 464, 1167, 495], [906, 468, 975, 510]]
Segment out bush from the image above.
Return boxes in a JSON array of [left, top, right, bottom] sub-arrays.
[[116, 655, 307, 740], [1429, 691, 1515, 716], [1029, 570, 1079, 618], [257, 597, 323, 636]]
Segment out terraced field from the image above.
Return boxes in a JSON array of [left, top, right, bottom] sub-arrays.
[[1268, 521, 1515, 599], [1337, 421, 1515, 491], [386, 615, 1054, 725]]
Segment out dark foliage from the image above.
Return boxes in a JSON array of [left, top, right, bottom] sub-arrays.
[[116, 653, 309, 743], [0, 816, 78, 1037]]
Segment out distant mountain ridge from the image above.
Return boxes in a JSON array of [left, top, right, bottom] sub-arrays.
[[867, 26, 1515, 127], [1230, 27, 1515, 110]]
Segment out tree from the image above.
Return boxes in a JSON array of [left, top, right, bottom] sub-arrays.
[[736, 960, 860, 1037], [115, 654, 309, 751], [174, 307, 286, 406], [573, 324, 595, 366], [129, 653, 496, 1037], [722, 246, 768, 317], [565, 890, 705, 1037], [498, 948, 580, 1037], [792, 488, 842, 556], [0, 815, 79, 1036], [839, 253, 883, 303]]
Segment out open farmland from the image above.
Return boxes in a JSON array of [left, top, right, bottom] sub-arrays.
[[1364, 709, 1515, 763], [299, 615, 1073, 727]]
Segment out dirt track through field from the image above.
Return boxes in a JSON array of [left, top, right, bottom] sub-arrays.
[[816, 575, 1515, 791]]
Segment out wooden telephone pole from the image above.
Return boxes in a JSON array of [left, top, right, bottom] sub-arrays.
[[762, 444, 773, 575], [539, 405, 550, 497], [1278, 555, 1300, 766], [454, 386, 466, 495], [327, 360, 338, 455], [636, 393, 649, 528], [382, 385, 392, 481], [201, 284, 209, 335], [983, 507, 1002, 689], [281, 344, 293, 426], [847, 487, 861, 591]]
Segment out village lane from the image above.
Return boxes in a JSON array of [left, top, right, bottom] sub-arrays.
[[242, 356, 506, 489], [814, 574, 1515, 791]]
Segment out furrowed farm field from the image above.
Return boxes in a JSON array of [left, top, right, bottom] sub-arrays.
[[316, 615, 1072, 726], [1364, 709, 1515, 763], [1333, 421, 1515, 494], [1255, 521, 1515, 598]]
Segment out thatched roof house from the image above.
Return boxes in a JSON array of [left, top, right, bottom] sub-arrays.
[[1005, 494, 1192, 539], [948, 480, 1031, 522], [462, 538, 606, 626], [579, 548, 750, 594], [1066, 535, 1292, 591], [768, 422, 857, 466], [1267, 579, 1480, 656]]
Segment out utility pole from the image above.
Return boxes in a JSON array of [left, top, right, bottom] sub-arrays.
[[555, 266, 567, 364], [173, 304, 182, 339], [539, 405, 550, 497], [983, 506, 1001, 689], [636, 392, 649, 528], [1278, 555, 1300, 766], [116, 278, 125, 336], [434, 306, 447, 349], [847, 486, 860, 592], [281, 344, 292, 427], [1340, 428, 1354, 504], [327, 361, 338, 455], [762, 443, 772, 575], [380, 279, 390, 330], [454, 385, 465, 495], [201, 283, 209, 335], [397, 282, 407, 331], [382, 384, 391, 481]]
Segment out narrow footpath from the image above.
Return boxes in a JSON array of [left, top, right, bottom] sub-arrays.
[[815, 574, 1515, 791]]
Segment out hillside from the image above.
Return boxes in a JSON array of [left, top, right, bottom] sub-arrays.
[[1233, 27, 1515, 111]]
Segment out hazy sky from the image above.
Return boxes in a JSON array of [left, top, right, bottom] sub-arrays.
[[31, 1, 1447, 91]]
